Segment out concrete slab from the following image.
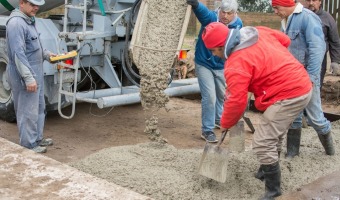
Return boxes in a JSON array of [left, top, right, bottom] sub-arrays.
[[0, 137, 152, 200]]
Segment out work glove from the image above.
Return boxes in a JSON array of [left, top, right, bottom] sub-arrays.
[[48, 53, 58, 64], [187, 0, 199, 9], [330, 62, 340, 76]]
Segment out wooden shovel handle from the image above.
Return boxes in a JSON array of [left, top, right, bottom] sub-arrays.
[[217, 130, 228, 147]]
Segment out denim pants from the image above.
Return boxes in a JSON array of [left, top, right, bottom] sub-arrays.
[[320, 53, 327, 89], [195, 64, 225, 133], [291, 73, 331, 135]]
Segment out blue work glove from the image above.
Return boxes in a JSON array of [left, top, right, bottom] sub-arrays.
[[187, 0, 199, 9]]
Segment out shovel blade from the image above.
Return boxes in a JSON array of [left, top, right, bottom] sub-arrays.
[[198, 143, 228, 183]]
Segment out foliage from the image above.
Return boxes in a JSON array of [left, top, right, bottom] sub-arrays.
[[238, 0, 273, 13]]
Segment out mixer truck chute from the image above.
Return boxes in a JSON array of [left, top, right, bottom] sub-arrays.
[[0, 0, 199, 121]]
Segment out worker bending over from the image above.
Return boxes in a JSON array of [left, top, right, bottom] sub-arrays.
[[202, 22, 312, 199]]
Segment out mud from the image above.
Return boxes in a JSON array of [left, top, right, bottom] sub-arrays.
[[321, 79, 340, 104], [70, 120, 340, 200]]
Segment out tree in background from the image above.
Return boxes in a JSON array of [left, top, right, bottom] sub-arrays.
[[238, 0, 273, 12]]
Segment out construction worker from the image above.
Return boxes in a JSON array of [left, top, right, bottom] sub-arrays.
[[271, 0, 335, 158], [202, 22, 312, 199], [186, 0, 242, 143], [6, 0, 55, 153], [304, 0, 340, 82]]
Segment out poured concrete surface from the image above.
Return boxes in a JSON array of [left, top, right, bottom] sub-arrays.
[[0, 97, 339, 199], [0, 137, 152, 200], [278, 170, 340, 200]]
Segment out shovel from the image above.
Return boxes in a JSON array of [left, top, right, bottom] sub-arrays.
[[244, 93, 255, 133], [198, 130, 228, 183], [243, 115, 255, 133]]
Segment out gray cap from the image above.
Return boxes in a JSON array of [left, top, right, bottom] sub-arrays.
[[220, 0, 238, 12], [27, 0, 45, 6]]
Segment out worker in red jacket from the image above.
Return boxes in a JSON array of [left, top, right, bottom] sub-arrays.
[[202, 22, 313, 199]]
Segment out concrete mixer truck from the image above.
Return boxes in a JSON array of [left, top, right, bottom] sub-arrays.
[[0, 0, 199, 121]]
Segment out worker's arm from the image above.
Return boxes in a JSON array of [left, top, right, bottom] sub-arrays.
[[43, 49, 57, 63], [7, 18, 36, 87], [188, 1, 217, 26], [220, 67, 251, 129], [303, 14, 326, 75], [326, 14, 340, 64], [186, 0, 198, 9]]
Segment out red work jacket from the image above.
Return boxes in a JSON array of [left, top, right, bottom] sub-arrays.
[[221, 27, 312, 129]]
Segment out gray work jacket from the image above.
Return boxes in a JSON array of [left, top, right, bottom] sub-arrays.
[[316, 8, 340, 63]]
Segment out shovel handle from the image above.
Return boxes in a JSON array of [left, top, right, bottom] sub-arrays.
[[217, 130, 228, 147]]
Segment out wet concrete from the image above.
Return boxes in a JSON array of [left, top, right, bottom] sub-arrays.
[[278, 170, 340, 200]]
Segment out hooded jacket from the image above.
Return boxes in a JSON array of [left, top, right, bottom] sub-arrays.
[[6, 9, 50, 86], [220, 26, 312, 129]]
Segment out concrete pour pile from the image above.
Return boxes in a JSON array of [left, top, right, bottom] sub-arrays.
[[70, 120, 340, 199], [132, 0, 187, 109], [130, 0, 188, 142]]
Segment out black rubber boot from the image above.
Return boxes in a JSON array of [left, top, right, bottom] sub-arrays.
[[255, 151, 281, 181], [318, 132, 335, 155], [285, 128, 301, 158], [259, 162, 282, 200], [255, 165, 265, 181]]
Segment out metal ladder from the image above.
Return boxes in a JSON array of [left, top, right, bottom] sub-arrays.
[[57, 0, 89, 119]]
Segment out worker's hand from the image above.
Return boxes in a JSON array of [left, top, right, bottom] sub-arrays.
[[186, 0, 199, 9], [26, 80, 37, 93], [330, 62, 340, 76], [220, 127, 228, 132], [48, 52, 58, 64]]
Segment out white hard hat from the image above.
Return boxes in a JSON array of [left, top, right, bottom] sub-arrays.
[[27, 0, 45, 6]]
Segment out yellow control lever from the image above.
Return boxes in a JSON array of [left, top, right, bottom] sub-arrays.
[[50, 50, 78, 62]]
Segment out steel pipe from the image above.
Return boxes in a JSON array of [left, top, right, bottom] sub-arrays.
[[97, 83, 200, 108]]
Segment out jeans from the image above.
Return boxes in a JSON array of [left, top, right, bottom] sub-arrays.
[[291, 74, 331, 135], [320, 53, 327, 89], [195, 64, 225, 132]]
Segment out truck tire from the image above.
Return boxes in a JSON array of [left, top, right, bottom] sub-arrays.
[[0, 38, 16, 122]]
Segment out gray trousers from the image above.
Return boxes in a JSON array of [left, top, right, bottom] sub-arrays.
[[9, 66, 45, 149], [252, 90, 312, 165]]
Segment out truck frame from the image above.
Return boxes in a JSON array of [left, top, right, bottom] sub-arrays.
[[0, 0, 199, 121]]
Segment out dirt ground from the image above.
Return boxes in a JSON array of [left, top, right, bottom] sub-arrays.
[[0, 74, 339, 199], [1, 4, 338, 199]]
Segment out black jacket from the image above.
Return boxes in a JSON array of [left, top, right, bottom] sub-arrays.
[[316, 8, 340, 63]]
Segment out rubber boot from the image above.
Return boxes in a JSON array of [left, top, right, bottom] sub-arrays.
[[255, 151, 281, 181], [259, 162, 282, 200], [318, 132, 335, 155], [255, 165, 265, 181], [285, 128, 301, 158]]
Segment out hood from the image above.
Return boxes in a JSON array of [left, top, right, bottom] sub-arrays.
[[224, 26, 259, 59], [6, 8, 35, 25]]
